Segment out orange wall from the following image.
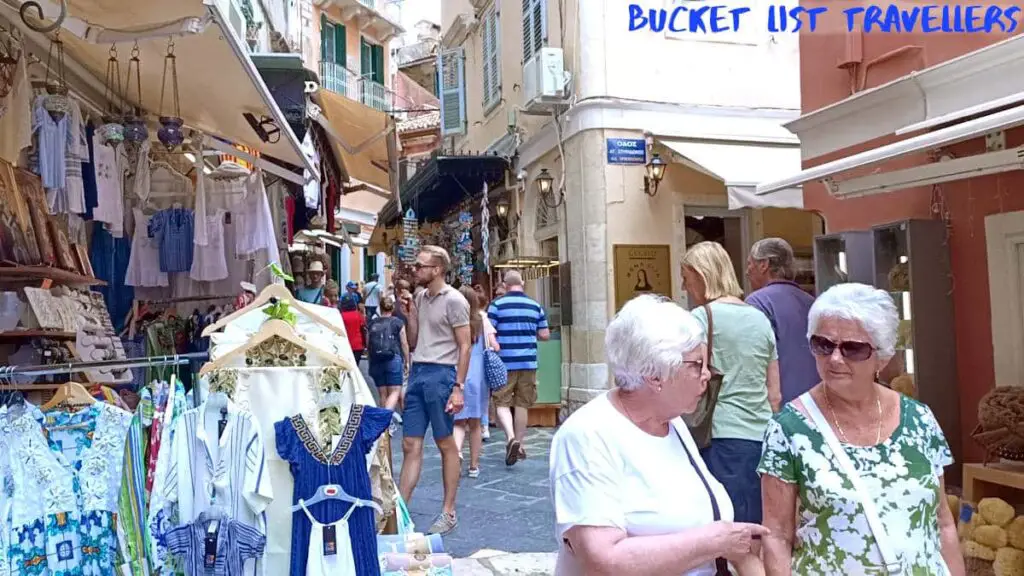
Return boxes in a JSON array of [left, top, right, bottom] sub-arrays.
[[799, 15, 1024, 463]]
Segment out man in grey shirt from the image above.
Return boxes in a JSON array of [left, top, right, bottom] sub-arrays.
[[398, 246, 471, 535], [745, 238, 819, 404]]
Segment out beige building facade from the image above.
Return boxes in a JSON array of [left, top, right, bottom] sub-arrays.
[[440, 0, 820, 413]]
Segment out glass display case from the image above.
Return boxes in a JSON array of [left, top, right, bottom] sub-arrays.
[[872, 219, 961, 474], [813, 231, 874, 295]]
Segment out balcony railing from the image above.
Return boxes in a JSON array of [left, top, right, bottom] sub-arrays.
[[358, 0, 376, 8], [319, 61, 394, 113]]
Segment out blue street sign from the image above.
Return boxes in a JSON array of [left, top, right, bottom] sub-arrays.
[[606, 138, 647, 165]]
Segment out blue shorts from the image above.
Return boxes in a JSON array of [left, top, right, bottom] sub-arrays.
[[402, 363, 457, 441], [701, 438, 763, 524], [369, 354, 403, 387]]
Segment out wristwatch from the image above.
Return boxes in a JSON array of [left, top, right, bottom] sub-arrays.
[[454, 382, 465, 391]]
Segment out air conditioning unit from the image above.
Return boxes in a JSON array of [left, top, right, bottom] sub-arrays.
[[523, 47, 567, 112]]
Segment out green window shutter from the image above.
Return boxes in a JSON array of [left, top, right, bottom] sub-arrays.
[[320, 14, 329, 62], [360, 37, 372, 78], [334, 23, 346, 64], [372, 44, 385, 85], [439, 48, 466, 136]]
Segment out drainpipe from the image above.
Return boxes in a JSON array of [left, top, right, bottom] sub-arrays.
[[837, 28, 863, 95]]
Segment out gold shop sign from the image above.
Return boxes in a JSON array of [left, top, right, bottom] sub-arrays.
[[613, 244, 672, 311]]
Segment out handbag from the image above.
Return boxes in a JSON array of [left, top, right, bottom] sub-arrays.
[[483, 334, 509, 392], [671, 424, 731, 576], [801, 392, 929, 576], [686, 303, 725, 449]]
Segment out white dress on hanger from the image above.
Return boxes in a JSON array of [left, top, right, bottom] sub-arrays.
[[125, 207, 169, 287], [190, 209, 229, 282], [297, 500, 358, 576], [92, 135, 126, 237], [237, 171, 279, 264]]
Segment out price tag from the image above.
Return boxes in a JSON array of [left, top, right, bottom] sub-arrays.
[[322, 525, 337, 556], [204, 521, 220, 568]]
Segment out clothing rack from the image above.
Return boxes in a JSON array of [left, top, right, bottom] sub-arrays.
[[0, 351, 209, 379], [126, 294, 236, 339]]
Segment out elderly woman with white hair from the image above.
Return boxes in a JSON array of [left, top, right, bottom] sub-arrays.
[[760, 283, 964, 575], [550, 295, 767, 576]]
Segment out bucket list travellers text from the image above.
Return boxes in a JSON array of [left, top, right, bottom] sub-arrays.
[[628, 4, 1022, 34]]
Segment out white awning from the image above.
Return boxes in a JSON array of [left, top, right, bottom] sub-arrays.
[[660, 140, 804, 209], [757, 101, 1024, 196], [787, 33, 1024, 160], [8, 0, 315, 176]]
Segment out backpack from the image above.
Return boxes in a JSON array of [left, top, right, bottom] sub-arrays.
[[368, 317, 400, 360]]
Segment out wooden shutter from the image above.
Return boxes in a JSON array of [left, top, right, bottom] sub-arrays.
[[372, 44, 385, 84], [334, 23, 346, 65], [320, 14, 330, 62], [522, 0, 547, 63], [439, 48, 466, 136], [484, 6, 501, 109]]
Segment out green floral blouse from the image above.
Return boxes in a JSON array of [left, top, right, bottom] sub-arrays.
[[757, 394, 953, 575]]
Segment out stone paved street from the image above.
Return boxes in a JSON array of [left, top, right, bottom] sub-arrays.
[[389, 425, 558, 558]]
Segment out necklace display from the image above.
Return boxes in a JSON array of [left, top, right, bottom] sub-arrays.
[[823, 384, 882, 445]]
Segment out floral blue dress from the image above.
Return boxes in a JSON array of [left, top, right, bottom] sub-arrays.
[[275, 404, 392, 576], [5, 402, 133, 576]]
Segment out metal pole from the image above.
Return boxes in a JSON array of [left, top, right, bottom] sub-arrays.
[[1, 351, 210, 378]]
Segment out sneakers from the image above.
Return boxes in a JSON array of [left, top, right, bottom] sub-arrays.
[[505, 439, 521, 467], [427, 510, 458, 535], [467, 467, 480, 479], [519, 446, 527, 461], [482, 428, 490, 441]]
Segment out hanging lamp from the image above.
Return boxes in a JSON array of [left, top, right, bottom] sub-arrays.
[[98, 44, 125, 146], [122, 41, 148, 144], [42, 32, 69, 121], [157, 38, 184, 150]]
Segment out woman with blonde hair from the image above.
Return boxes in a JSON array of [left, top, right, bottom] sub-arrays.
[[681, 241, 780, 525], [453, 285, 499, 478]]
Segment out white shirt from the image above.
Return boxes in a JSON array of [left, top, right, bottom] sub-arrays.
[[549, 392, 733, 576]]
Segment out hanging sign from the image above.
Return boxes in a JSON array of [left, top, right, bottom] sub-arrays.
[[606, 138, 647, 165]]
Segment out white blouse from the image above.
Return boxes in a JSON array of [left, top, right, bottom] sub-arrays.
[[550, 393, 733, 576]]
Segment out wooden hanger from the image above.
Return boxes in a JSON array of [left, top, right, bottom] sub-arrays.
[[41, 381, 96, 412], [201, 283, 344, 338], [198, 318, 354, 376]]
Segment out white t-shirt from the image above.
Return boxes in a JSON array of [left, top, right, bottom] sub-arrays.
[[549, 392, 733, 576], [364, 281, 381, 307]]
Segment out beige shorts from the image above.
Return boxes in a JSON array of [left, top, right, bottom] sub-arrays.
[[492, 369, 538, 409]]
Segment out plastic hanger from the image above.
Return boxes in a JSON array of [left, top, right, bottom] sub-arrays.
[[198, 318, 354, 376], [290, 484, 382, 515], [41, 381, 96, 412], [201, 283, 345, 338]]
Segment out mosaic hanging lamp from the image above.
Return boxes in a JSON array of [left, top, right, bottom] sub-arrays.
[[42, 33, 69, 121], [157, 38, 184, 150], [97, 44, 125, 146], [122, 41, 148, 144], [0, 27, 21, 100]]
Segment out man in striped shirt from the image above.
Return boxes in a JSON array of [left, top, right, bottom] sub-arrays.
[[488, 270, 550, 467]]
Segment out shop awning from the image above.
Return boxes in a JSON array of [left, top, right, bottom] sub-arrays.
[[787, 34, 1024, 160], [378, 154, 508, 226], [756, 101, 1024, 198], [659, 140, 803, 209], [22, 0, 316, 177], [309, 89, 396, 214]]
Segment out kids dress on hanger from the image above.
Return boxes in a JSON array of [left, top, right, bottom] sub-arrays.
[[275, 404, 392, 576], [125, 207, 170, 287], [5, 402, 133, 576], [165, 512, 266, 576], [190, 209, 229, 282], [296, 499, 358, 576]]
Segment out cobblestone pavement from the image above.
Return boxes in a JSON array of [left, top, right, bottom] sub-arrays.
[[389, 425, 558, 558]]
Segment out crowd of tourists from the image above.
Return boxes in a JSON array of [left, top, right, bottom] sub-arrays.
[[550, 238, 963, 576]]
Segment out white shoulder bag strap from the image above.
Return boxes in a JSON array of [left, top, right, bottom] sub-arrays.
[[800, 392, 903, 575]]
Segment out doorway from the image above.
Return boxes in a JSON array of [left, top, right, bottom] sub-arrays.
[[684, 206, 749, 290]]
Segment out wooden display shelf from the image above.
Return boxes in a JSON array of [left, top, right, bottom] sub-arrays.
[[527, 403, 560, 428], [962, 462, 1024, 502], [0, 330, 76, 341], [0, 265, 105, 286]]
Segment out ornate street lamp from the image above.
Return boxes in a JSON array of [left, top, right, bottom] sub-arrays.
[[644, 153, 667, 196], [536, 168, 562, 207]]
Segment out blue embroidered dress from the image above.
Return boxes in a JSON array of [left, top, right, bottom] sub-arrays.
[[5, 402, 133, 576], [147, 208, 195, 273], [274, 405, 392, 576]]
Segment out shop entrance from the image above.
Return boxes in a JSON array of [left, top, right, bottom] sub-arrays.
[[684, 206, 749, 290]]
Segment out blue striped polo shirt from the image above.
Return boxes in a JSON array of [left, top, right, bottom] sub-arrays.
[[488, 291, 548, 371]]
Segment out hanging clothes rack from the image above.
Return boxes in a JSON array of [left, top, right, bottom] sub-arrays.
[[0, 351, 209, 379]]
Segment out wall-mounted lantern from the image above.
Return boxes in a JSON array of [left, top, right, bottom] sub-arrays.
[[644, 153, 667, 196], [536, 168, 562, 207]]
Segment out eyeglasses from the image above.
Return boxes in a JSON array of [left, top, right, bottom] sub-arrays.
[[412, 262, 436, 270], [809, 335, 874, 362]]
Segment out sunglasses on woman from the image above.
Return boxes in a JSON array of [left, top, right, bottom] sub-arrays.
[[809, 335, 874, 362]]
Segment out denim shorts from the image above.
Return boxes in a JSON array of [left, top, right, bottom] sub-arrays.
[[701, 438, 764, 524], [402, 363, 457, 441], [369, 354, 403, 387]]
